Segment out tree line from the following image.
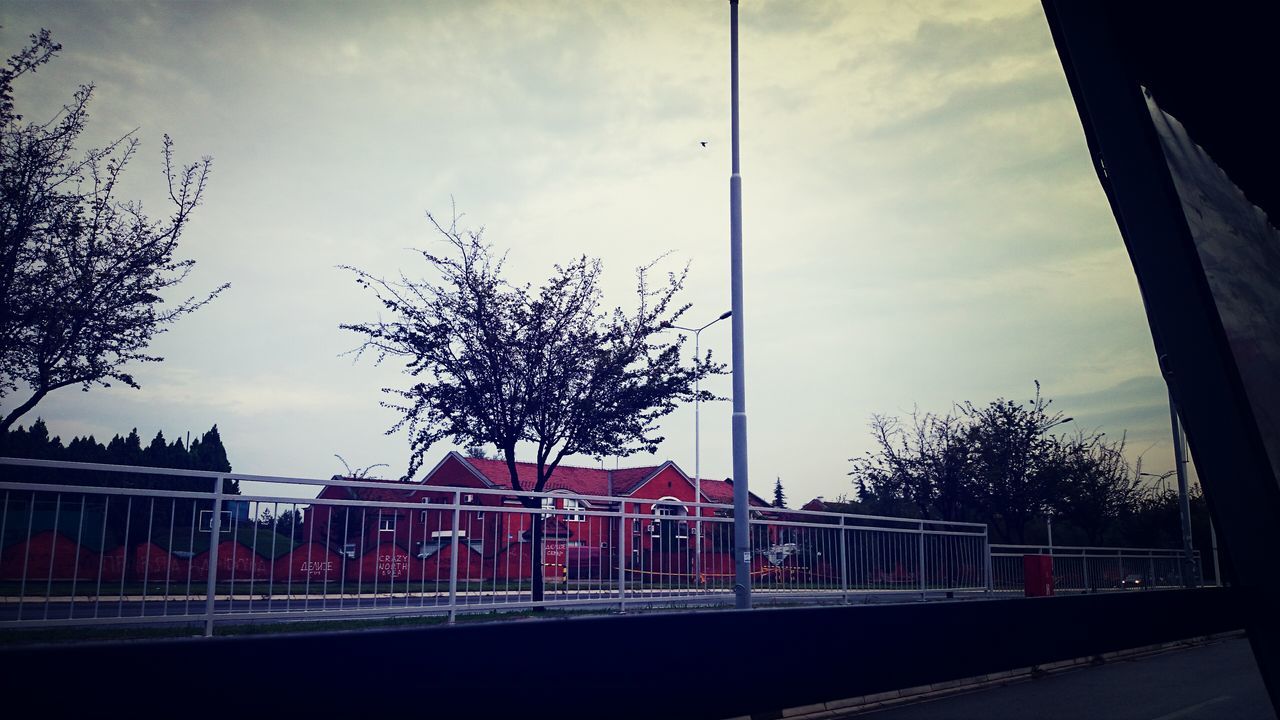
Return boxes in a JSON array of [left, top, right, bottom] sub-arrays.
[[847, 383, 1215, 557], [1, 419, 239, 551], [1, 418, 232, 475]]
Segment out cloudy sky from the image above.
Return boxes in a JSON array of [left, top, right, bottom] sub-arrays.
[[1, 0, 1190, 503]]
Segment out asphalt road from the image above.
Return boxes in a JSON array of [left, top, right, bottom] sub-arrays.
[[857, 637, 1275, 720]]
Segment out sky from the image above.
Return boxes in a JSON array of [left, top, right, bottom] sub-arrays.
[[0, 0, 1193, 504]]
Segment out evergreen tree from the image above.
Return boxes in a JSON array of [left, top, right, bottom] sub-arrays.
[[66, 434, 107, 463], [113, 429, 144, 466], [773, 476, 787, 509], [192, 425, 231, 472], [3, 421, 233, 487], [3, 417, 64, 458], [143, 430, 167, 466]]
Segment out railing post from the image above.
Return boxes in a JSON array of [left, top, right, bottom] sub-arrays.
[[984, 528, 993, 594], [203, 477, 225, 637], [1148, 551, 1155, 590], [838, 516, 848, 603], [448, 490, 461, 623], [1082, 550, 1091, 593], [918, 522, 926, 601], [617, 500, 627, 613]]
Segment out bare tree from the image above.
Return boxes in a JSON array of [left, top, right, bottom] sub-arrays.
[[961, 383, 1068, 543], [1052, 430, 1144, 545], [342, 209, 721, 600], [850, 383, 1150, 543], [850, 408, 973, 521], [333, 454, 390, 480], [0, 29, 226, 432]]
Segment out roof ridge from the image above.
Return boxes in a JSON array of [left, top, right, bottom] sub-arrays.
[[469, 456, 662, 473]]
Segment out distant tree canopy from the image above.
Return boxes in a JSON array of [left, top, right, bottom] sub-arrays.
[[772, 477, 786, 509], [0, 29, 226, 433], [1, 418, 235, 484], [1, 419, 239, 551], [850, 383, 1195, 548]]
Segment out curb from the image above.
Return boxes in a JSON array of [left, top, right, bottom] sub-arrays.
[[728, 630, 1245, 720]]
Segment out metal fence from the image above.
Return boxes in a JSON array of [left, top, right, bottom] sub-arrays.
[[991, 544, 1201, 592], [0, 457, 995, 634], [1, 457, 1200, 636]]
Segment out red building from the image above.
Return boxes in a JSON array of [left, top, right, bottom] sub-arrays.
[[305, 452, 772, 583]]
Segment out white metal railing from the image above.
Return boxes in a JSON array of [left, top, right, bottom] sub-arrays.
[[991, 543, 1202, 592], [0, 456, 1198, 636]]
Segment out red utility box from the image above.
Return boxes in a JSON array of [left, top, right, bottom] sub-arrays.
[[1023, 554, 1055, 597]]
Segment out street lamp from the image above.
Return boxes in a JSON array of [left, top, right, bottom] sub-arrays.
[[1041, 417, 1073, 558], [669, 310, 731, 585], [1041, 417, 1075, 433], [1140, 470, 1176, 493]]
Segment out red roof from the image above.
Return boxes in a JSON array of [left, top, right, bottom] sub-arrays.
[[610, 466, 661, 495], [697, 478, 769, 507], [698, 478, 735, 504], [460, 457, 661, 497], [447, 455, 768, 506]]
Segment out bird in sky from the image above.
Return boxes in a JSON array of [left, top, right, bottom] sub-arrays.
[[700, 140, 708, 147]]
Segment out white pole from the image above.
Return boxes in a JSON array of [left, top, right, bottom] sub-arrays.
[[671, 312, 728, 586], [694, 328, 702, 586], [728, 0, 751, 610]]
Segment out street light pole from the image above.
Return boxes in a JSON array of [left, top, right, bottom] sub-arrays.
[[728, 0, 751, 610], [669, 311, 731, 586]]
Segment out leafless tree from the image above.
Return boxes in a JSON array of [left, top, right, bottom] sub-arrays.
[[0, 29, 226, 432], [342, 208, 721, 600]]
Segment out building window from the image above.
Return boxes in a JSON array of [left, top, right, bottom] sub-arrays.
[[564, 498, 584, 523], [379, 517, 396, 533], [541, 496, 554, 518], [652, 497, 686, 519]]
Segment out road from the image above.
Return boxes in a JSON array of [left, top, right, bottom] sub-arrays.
[[856, 637, 1275, 720]]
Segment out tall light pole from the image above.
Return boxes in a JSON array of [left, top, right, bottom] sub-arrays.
[[669, 310, 732, 586], [1040, 417, 1072, 568], [728, 0, 751, 610]]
